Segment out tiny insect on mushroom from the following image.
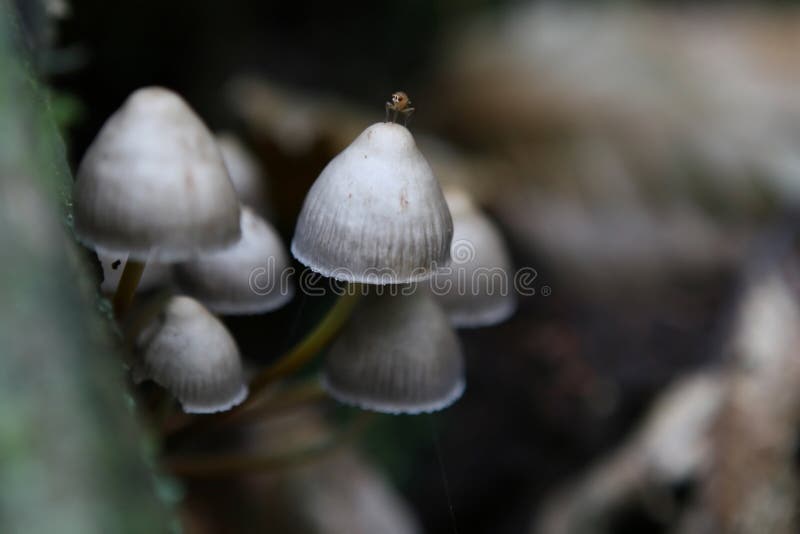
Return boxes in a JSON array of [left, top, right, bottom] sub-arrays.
[[321, 287, 465, 414], [385, 91, 415, 125], [132, 295, 248, 414], [291, 110, 453, 285], [72, 87, 241, 316]]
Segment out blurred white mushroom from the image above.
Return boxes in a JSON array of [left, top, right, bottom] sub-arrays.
[[174, 207, 293, 315], [216, 132, 272, 217], [233, 408, 423, 534], [432, 185, 516, 328]]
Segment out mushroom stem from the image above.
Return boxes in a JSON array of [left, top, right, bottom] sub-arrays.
[[165, 412, 373, 477], [248, 289, 361, 396], [112, 259, 146, 317]]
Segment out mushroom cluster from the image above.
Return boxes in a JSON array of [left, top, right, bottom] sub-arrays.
[[73, 87, 293, 413], [73, 87, 516, 417], [292, 119, 467, 413], [74, 87, 242, 263]]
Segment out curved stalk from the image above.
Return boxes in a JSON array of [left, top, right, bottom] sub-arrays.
[[248, 289, 361, 396]]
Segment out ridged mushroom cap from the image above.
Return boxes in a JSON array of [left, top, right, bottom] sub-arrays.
[[173, 207, 294, 315], [73, 87, 241, 262], [322, 288, 465, 414], [133, 296, 248, 413], [291, 122, 453, 284], [432, 186, 517, 328], [216, 132, 271, 215]]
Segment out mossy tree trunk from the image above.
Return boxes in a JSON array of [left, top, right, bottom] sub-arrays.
[[0, 3, 174, 533]]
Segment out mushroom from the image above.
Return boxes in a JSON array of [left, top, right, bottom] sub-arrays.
[[132, 295, 248, 413], [431, 185, 517, 328], [291, 122, 453, 284], [216, 132, 272, 216], [73, 87, 241, 315], [173, 206, 294, 315], [321, 288, 465, 414]]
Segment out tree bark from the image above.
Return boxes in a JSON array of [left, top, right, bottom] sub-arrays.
[[0, 3, 174, 532]]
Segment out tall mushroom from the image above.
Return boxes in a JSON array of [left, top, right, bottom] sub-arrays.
[[73, 87, 241, 315], [291, 122, 453, 284], [173, 206, 294, 315]]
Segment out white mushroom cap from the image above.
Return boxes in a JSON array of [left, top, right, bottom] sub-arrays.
[[73, 87, 241, 262], [291, 122, 453, 284], [133, 295, 248, 413], [173, 206, 294, 315], [98, 252, 171, 294], [216, 132, 271, 216], [321, 288, 465, 414], [432, 186, 517, 328]]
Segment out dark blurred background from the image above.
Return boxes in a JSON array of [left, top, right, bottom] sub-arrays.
[[29, 1, 800, 533], [54, 1, 484, 161]]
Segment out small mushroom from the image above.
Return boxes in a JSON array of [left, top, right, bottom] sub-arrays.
[[173, 206, 294, 315], [321, 288, 465, 414], [133, 295, 248, 413], [291, 122, 453, 284], [432, 185, 517, 328], [73, 87, 241, 262], [216, 132, 272, 217]]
